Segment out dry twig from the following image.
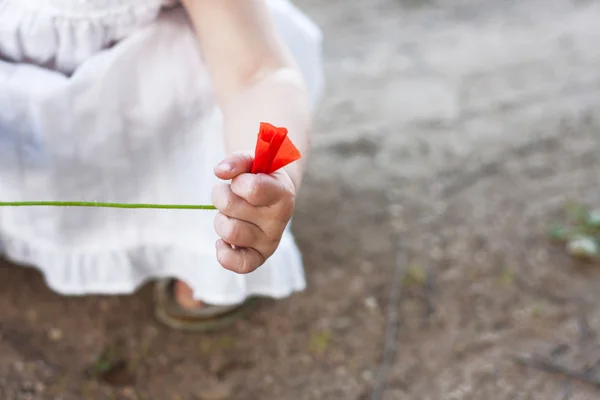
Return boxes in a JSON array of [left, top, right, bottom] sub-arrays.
[[513, 354, 600, 389]]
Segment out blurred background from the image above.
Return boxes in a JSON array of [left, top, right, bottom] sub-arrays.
[[2, 0, 600, 398]]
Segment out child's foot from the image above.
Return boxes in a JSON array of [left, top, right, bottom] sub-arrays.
[[153, 279, 257, 332], [173, 280, 204, 309]]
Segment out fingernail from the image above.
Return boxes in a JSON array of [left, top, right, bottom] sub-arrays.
[[216, 162, 233, 173]]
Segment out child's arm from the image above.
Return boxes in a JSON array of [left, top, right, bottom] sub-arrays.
[[181, 0, 312, 191], [181, 0, 314, 273]]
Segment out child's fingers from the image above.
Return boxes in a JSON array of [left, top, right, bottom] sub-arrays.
[[231, 173, 293, 208], [216, 239, 266, 274], [214, 151, 254, 180], [214, 212, 263, 248], [211, 183, 263, 227]]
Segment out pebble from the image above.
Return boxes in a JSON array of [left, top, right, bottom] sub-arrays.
[[364, 296, 378, 310], [361, 369, 375, 382], [121, 387, 137, 399], [48, 328, 64, 342], [13, 361, 25, 373], [566, 236, 598, 258], [197, 381, 233, 400]]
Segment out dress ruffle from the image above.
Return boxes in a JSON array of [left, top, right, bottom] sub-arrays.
[[0, 0, 169, 74], [0, 226, 306, 306]]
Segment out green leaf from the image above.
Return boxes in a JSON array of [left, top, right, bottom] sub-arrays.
[[309, 331, 332, 355], [402, 264, 427, 287], [500, 266, 516, 285], [548, 224, 569, 241]]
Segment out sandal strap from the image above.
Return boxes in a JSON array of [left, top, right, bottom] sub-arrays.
[[153, 279, 256, 332]]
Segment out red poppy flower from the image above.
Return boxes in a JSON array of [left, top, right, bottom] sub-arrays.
[[251, 122, 301, 174]]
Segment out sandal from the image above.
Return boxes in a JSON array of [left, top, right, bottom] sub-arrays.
[[153, 279, 258, 332]]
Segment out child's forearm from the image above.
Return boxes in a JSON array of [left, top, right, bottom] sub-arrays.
[[180, 0, 312, 190], [219, 67, 313, 191]]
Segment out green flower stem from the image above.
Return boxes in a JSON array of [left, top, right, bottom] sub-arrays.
[[0, 201, 216, 210]]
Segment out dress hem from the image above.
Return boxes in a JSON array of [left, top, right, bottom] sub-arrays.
[[0, 232, 306, 306]]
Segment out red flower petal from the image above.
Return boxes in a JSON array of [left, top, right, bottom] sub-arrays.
[[251, 138, 271, 174], [268, 135, 301, 174], [265, 125, 288, 172], [251, 122, 301, 174]]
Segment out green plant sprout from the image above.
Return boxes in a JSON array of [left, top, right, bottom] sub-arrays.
[[549, 203, 600, 260]]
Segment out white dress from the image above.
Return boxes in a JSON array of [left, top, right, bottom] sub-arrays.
[[0, 0, 324, 305]]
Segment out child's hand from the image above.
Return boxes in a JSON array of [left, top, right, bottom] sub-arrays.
[[212, 151, 296, 274]]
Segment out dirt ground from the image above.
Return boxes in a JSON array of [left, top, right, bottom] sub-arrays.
[[2, 0, 600, 399]]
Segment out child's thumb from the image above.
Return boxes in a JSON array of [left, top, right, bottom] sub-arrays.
[[214, 151, 254, 180]]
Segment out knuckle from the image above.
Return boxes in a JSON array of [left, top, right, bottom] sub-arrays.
[[281, 192, 296, 217], [216, 214, 239, 242], [222, 191, 236, 214], [223, 219, 241, 243], [261, 223, 281, 242], [247, 176, 264, 203], [238, 249, 263, 274], [267, 232, 283, 249], [238, 260, 253, 275], [213, 185, 235, 213], [273, 193, 295, 224], [231, 254, 251, 275], [216, 247, 230, 269]]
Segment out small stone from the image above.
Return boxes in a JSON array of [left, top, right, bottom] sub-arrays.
[[48, 328, 63, 342], [364, 296, 378, 310], [121, 387, 136, 399], [14, 361, 25, 372], [34, 382, 45, 393], [566, 236, 599, 259], [263, 375, 275, 385], [197, 381, 233, 400], [361, 369, 375, 382]]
